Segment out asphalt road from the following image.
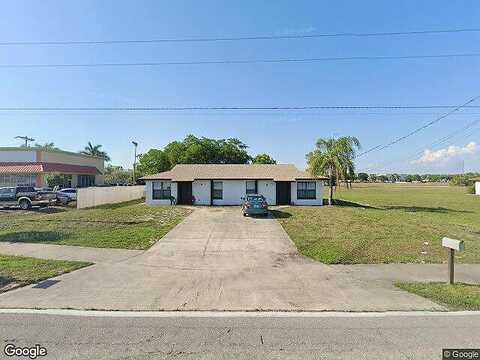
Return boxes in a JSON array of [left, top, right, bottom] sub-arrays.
[[0, 312, 479, 359]]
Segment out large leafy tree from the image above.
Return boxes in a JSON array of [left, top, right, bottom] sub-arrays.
[[80, 141, 111, 162], [307, 136, 361, 205], [138, 135, 276, 175], [163, 135, 251, 166], [137, 149, 171, 176], [357, 172, 369, 182], [252, 153, 277, 164]]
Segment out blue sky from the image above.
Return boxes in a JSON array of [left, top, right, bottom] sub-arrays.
[[1, 0, 479, 174]]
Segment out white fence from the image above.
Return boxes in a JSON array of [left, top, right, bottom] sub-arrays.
[[77, 186, 145, 209]]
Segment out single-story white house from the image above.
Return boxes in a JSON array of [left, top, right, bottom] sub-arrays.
[[141, 164, 327, 206], [474, 177, 480, 195]]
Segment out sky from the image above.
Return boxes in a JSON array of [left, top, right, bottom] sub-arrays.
[[1, 0, 479, 174]]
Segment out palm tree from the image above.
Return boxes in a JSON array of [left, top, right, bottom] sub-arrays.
[[80, 141, 111, 162], [307, 136, 361, 205]]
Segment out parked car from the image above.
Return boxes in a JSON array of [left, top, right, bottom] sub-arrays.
[[242, 194, 269, 217], [0, 186, 57, 210], [56, 188, 77, 203]]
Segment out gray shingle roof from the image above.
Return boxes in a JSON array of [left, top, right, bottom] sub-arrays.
[[140, 164, 326, 182]]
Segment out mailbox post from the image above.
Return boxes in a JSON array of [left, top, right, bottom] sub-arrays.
[[441, 237, 465, 285]]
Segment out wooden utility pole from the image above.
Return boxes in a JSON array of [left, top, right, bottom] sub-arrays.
[[15, 135, 35, 147]]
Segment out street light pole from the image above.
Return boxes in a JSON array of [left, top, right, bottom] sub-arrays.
[[132, 141, 138, 185]]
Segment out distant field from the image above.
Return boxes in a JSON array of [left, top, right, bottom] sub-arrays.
[[273, 183, 480, 264], [0, 200, 192, 250]]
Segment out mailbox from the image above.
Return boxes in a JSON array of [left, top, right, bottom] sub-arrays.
[[442, 237, 465, 252], [441, 237, 465, 284]]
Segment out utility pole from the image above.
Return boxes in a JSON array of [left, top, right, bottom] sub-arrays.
[[132, 141, 138, 184], [15, 136, 35, 147]]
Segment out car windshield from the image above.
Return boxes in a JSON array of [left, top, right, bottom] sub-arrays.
[[247, 195, 264, 202]]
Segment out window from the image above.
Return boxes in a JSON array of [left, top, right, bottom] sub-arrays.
[[246, 180, 257, 195], [213, 181, 223, 200], [78, 175, 95, 188], [297, 181, 316, 200], [0, 188, 14, 195], [152, 181, 171, 200], [0, 174, 36, 187]]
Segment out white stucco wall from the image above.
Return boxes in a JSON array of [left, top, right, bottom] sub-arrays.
[[291, 180, 324, 206], [144, 179, 324, 206], [258, 180, 276, 205], [193, 180, 211, 205], [211, 180, 277, 206], [0, 150, 36, 162], [212, 180, 245, 205], [476, 181, 480, 195], [145, 181, 177, 206]]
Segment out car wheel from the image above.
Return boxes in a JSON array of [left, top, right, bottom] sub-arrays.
[[19, 199, 31, 210]]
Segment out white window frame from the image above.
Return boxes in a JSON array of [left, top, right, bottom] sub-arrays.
[[152, 181, 171, 200], [297, 181, 316, 200]]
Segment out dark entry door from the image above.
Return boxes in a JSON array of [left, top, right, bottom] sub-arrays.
[[177, 182, 193, 205], [276, 182, 291, 205]]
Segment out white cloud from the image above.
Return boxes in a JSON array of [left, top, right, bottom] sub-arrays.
[[413, 142, 478, 164]]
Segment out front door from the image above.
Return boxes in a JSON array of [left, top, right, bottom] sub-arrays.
[[177, 182, 193, 205], [276, 182, 291, 205]]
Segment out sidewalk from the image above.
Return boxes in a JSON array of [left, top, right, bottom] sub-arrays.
[[0, 208, 478, 311]]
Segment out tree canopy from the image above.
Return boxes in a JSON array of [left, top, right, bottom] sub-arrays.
[[137, 149, 171, 176], [137, 135, 267, 175], [252, 153, 277, 164], [104, 165, 133, 185]]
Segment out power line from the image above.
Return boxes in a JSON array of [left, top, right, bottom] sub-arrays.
[[360, 118, 480, 172], [1, 53, 479, 69], [1, 28, 479, 46], [356, 95, 480, 158], [1, 105, 480, 111]]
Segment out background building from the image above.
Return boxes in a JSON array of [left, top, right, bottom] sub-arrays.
[[0, 147, 104, 188]]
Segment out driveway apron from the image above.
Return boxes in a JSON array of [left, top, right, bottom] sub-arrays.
[[0, 207, 443, 311]]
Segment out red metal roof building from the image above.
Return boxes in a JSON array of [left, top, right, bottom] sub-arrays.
[[0, 148, 104, 188]]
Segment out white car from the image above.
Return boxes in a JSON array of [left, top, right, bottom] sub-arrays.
[[57, 188, 77, 201]]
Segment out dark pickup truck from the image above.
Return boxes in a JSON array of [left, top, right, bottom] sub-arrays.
[[0, 186, 57, 210]]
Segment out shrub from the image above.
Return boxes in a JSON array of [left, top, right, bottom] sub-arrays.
[[449, 175, 474, 187]]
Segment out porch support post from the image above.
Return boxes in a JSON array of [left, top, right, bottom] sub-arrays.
[[210, 180, 214, 206]]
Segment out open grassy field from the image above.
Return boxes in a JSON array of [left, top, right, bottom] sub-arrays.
[[396, 282, 480, 311], [0, 254, 91, 292], [273, 183, 480, 264], [0, 200, 192, 249]]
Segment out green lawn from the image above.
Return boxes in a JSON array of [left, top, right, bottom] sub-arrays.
[[273, 183, 480, 264], [0, 200, 192, 249], [0, 254, 91, 292], [396, 282, 480, 311]]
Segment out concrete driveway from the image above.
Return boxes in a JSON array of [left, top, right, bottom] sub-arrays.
[[0, 207, 445, 311]]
